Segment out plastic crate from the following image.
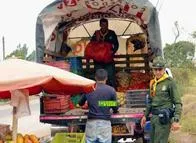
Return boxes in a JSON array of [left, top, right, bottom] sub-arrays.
[[0, 124, 10, 138], [52, 133, 85, 143], [125, 89, 149, 108], [43, 95, 70, 114], [67, 57, 83, 75]]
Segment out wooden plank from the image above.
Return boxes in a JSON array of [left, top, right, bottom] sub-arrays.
[[114, 53, 148, 58], [82, 60, 146, 65], [115, 60, 145, 64]]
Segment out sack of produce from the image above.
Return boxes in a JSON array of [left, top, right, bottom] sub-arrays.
[[84, 41, 113, 63], [116, 70, 131, 91]]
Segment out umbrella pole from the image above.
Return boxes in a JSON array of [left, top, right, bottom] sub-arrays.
[[12, 107, 18, 143]]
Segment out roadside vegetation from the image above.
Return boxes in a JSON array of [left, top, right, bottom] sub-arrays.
[[165, 40, 196, 143]]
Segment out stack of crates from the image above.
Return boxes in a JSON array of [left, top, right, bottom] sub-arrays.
[[67, 57, 83, 75], [0, 124, 10, 139], [43, 95, 70, 114], [52, 133, 85, 143], [125, 89, 149, 108]]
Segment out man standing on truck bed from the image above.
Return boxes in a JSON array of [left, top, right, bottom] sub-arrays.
[[91, 18, 119, 89], [79, 69, 118, 143], [141, 56, 182, 143]]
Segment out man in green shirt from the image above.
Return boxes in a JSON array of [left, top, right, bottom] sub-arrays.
[[141, 56, 182, 143]]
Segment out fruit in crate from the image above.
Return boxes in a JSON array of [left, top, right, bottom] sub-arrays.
[[112, 125, 128, 134], [6, 141, 13, 143], [116, 71, 131, 90], [5, 131, 12, 141], [24, 135, 33, 143], [116, 92, 125, 106], [6, 133, 40, 143], [29, 135, 39, 143], [17, 133, 24, 143]]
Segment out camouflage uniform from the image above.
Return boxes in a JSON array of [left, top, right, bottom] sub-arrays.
[[144, 56, 182, 143]]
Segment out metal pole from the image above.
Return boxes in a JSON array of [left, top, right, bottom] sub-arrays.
[[12, 107, 18, 143], [2, 36, 5, 60]]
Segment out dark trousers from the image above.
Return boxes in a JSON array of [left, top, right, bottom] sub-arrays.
[[94, 61, 116, 89], [150, 115, 171, 143]]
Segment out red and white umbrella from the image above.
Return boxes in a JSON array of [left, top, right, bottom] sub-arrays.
[[0, 59, 95, 142], [0, 59, 95, 98]]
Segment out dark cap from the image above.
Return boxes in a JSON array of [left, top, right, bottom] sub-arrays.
[[151, 56, 166, 68]]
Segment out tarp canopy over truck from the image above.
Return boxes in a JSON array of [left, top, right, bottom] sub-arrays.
[[36, 0, 162, 63]]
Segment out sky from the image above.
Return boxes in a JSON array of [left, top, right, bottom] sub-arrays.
[[0, 0, 196, 60]]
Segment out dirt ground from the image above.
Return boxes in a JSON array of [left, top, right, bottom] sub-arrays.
[[169, 93, 196, 143], [169, 132, 196, 143]]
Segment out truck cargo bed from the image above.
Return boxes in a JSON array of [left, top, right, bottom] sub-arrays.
[[40, 107, 144, 126]]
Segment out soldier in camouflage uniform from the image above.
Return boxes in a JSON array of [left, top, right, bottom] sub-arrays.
[[141, 56, 182, 143]]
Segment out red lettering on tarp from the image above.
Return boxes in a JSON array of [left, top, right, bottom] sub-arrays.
[[85, 0, 109, 10], [73, 41, 87, 55], [66, 13, 72, 17], [124, 3, 130, 12], [64, 0, 78, 6], [136, 7, 145, 20], [136, 12, 143, 19], [57, 3, 63, 9], [109, 4, 121, 14]]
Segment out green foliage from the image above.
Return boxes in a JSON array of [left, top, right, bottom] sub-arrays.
[[5, 44, 35, 61], [171, 67, 196, 94], [191, 31, 196, 39], [6, 44, 28, 59], [164, 41, 195, 68]]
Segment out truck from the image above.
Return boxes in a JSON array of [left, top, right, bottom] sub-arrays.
[[36, 0, 162, 142]]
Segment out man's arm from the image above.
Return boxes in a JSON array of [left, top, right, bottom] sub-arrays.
[[170, 80, 182, 122], [144, 94, 152, 118], [78, 94, 87, 106], [111, 90, 119, 113], [111, 31, 119, 54], [141, 93, 152, 128], [91, 31, 98, 42]]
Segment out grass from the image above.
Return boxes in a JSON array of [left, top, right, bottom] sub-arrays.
[[181, 94, 196, 133], [171, 67, 196, 94], [168, 67, 196, 142], [169, 93, 196, 143]]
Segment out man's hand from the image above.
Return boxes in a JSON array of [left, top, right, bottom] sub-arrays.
[[140, 116, 146, 128], [171, 122, 181, 131]]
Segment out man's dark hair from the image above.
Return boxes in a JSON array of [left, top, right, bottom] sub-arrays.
[[95, 69, 108, 81], [100, 18, 108, 25]]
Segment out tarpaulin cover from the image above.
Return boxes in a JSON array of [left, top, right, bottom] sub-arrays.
[[36, 0, 162, 63], [0, 59, 95, 99]]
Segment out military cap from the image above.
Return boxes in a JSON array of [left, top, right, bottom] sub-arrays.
[[151, 56, 166, 68]]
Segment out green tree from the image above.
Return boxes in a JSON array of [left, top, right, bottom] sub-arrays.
[[163, 41, 195, 67], [5, 44, 35, 61], [6, 44, 28, 60], [191, 31, 196, 39]]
